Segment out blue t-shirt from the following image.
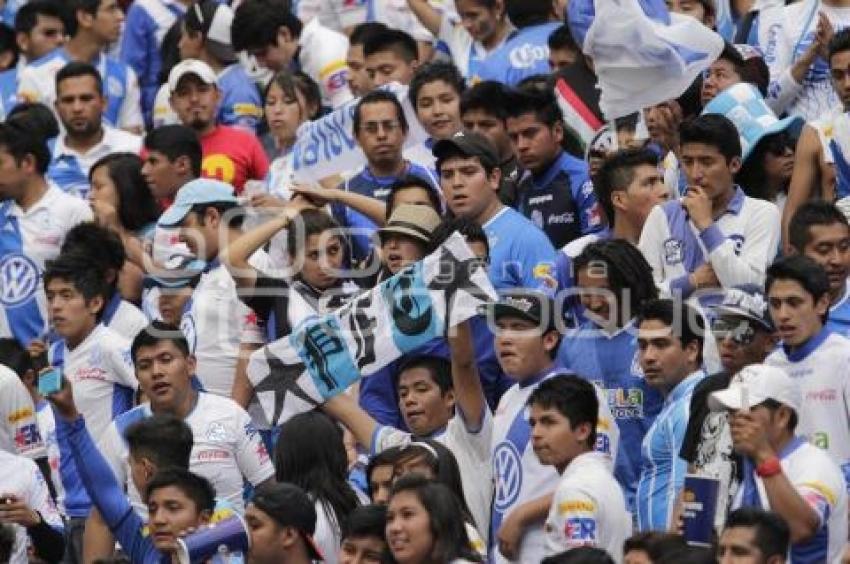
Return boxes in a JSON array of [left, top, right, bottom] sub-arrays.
[[475, 23, 560, 85], [557, 319, 664, 511], [0, 66, 18, 119], [482, 206, 557, 292], [217, 63, 263, 133]]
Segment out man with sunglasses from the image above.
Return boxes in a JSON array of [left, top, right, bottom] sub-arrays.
[[679, 286, 777, 532]]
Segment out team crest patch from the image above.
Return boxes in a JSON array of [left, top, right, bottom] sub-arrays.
[[663, 238, 683, 265]]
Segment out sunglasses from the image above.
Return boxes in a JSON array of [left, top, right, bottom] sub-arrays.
[[712, 318, 758, 345]]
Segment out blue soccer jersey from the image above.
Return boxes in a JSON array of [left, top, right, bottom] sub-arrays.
[[475, 23, 559, 86]]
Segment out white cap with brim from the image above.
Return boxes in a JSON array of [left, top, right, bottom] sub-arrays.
[[158, 178, 238, 227], [168, 59, 218, 95], [708, 363, 801, 413]]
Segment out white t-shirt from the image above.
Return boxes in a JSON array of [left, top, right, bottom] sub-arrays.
[[0, 449, 63, 564], [544, 452, 631, 563], [52, 324, 136, 440], [731, 440, 848, 563], [490, 372, 619, 564], [0, 364, 43, 459], [97, 392, 275, 514], [106, 299, 149, 341], [373, 408, 494, 546], [765, 331, 850, 475], [181, 258, 266, 397]]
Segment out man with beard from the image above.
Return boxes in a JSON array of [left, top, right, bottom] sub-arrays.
[[788, 201, 850, 337], [167, 59, 268, 194], [47, 62, 142, 199]]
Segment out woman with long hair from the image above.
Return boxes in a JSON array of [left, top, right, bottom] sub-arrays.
[[275, 411, 362, 564], [88, 152, 161, 302], [384, 474, 484, 564]]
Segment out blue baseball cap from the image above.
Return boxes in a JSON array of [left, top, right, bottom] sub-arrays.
[[158, 178, 238, 227]]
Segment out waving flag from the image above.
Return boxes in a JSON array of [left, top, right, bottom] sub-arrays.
[[247, 232, 498, 426], [574, 0, 723, 119]]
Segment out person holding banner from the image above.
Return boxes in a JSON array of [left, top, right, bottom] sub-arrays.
[[709, 363, 848, 563]]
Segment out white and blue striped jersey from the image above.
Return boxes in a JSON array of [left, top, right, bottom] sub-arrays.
[[490, 369, 619, 564], [17, 48, 143, 131], [48, 323, 137, 518], [0, 186, 92, 346], [636, 370, 706, 532], [765, 328, 850, 487], [638, 187, 780, 298], [47, 127, 142, 199], [732, 439, 848, 563]]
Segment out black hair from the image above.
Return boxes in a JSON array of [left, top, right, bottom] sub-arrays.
[[340, 504, 387, 542], [66, 0, 100, 37], [353, 89, 409, 134], [43, 251, 109, 319], [7, 102, 60, 140], [0, 338, 33, 378], [637, 299, 705, 365], [60, 223, 125, 293], [396, 354, 453, 395], [189, 201, 244, 230], [366, 446, 401, 499], [231, 0, 303, 52], [131, 321, 191, 363], [788, 200, 849, 253], [0, 524, 13, 564], [679, 113, 742, 162], [184, 0, 235, 64], [460, 80, 510, 121], [144, 467, 215, 512], [89, 153, 160, 233], [435, 142, 499, 176], [506, 0, 553, 28], [829, 28, 850, 64], [717, 42, 747, 78], [0, 24, 17, 68], [363, 28, 418, 62], [765, 255, 831, 306], [55, 60, 103, 95], [349, 21, 388, 47], [0, 118, 51, 174], [528, 374, 599, 448], [264, 69, 322, 121], [125, 415, 193, 471], [548, 24, 578, 52], [735, 130, 794, 199], [14, 0, 65, 35], [409, 61, 466, 110], [574, 239, 658, 325], [385, 175, 443, 218], [274, 411, 360, 538], [430, 217, 489, 257], [158, 18, 183, 85], [724, 507, 790, 559], [714, 43, 769, 97], [593, 148, 659, 227], [144, 125, 203, 178], [541, 547, 615, 564], [505, 88, 563, 127], [655, 546, 716, 564], [386, 474, 483, 563], [391, 439, 475, 525], [623, 531, 688, 560], [286, 209, 344, 261]]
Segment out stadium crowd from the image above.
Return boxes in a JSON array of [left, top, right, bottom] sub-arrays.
[[0, 0, 849, 562]]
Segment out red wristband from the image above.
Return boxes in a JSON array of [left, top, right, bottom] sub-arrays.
[[756, 456, 782, 478]]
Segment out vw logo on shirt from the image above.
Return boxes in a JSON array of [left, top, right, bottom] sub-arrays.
[[0, 253, 39, 306], [493, 441, 523, 512]]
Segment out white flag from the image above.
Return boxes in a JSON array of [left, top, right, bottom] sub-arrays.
[[584, 0, 724, 119], [247, 232, 498, 426]]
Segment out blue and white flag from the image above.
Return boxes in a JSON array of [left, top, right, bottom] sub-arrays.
[[247, 232, 498, 426], [290, 82, 429, 182], [579, 0, 724, 119]]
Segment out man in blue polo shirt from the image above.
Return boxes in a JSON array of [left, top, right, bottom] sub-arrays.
[[507, 89, 603, 250], [333, 89, 437, 264]]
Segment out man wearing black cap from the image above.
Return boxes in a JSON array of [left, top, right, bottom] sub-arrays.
[[481, 290, 618, 563], [433, 131, 556, 292], [247, 482, 325, 564]]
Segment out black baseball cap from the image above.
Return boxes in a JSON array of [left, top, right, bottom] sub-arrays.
[[480, 289, 557, 332], [433, 130, 499, 170], [251, 483, 324, 561]]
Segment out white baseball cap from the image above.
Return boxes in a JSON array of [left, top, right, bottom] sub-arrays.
[[168, 59, 218, 95], [708, 363, 801, 413]]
